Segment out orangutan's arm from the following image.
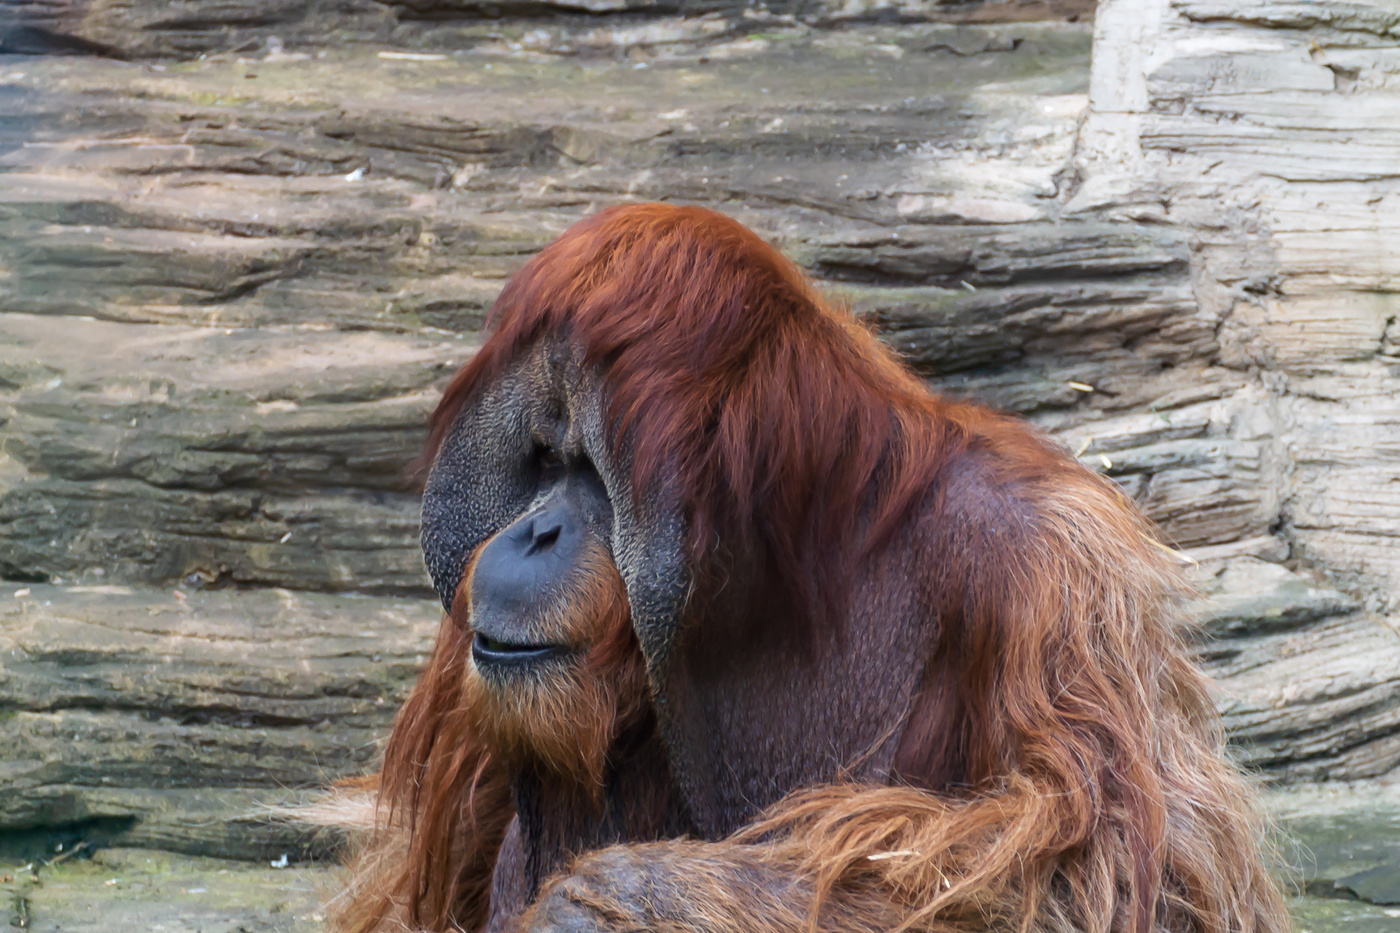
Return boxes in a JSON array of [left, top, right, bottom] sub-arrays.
[[522, 841, 896, 933]]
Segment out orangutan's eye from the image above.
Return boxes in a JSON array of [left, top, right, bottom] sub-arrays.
[[536, 443, 563, 470]]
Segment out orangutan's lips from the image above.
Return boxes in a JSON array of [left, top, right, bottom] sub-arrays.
[[471, 632, 568, 666]]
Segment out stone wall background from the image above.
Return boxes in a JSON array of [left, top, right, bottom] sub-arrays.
[[0, 0, 1398, 923]]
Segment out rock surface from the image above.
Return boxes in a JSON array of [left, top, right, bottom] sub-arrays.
[[1269, 780, 1400, 932], [5, 786, 1400, 933], [0, 582, 439, 860], [0, 0, 1097, 60], [1079, 0, 1400, 782], [0, 315, 467, 594], [0, 0, 1397, 903], [0, 847, 331, 932], [0, 13, 1129, 854]]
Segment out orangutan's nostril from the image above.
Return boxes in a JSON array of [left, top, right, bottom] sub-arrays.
[[527, 522, 562, 556]]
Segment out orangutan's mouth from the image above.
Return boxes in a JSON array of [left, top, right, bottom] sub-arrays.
[[471, 632, 568, 666]]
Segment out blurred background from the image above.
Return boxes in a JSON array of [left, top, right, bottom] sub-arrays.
[[0, 0, 1397, 930]]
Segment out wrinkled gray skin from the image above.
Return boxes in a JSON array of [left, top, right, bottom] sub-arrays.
[[422, 339, 936, 933], [425, 341, 690, 665]]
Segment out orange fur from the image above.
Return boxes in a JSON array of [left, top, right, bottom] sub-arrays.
[[744, 477, 1280, 933], [334, 540, 643, 933], [344, 204, 1288, 933], [516, 472, 1285, 933], [464, 545, 648, 788]]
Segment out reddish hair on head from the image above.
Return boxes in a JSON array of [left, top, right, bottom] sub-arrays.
[[425, 202, 941, 633]]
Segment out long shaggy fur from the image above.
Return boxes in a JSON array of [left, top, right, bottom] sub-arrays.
[[347, 204, 1288, 933], [335, 544, 642, 933], [465, 547, 647, 786], [747, 485, 1278, 933]]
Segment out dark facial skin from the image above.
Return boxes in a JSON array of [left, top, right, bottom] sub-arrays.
[[468, 446, 614, 672], [420, 346, 693, 917]]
